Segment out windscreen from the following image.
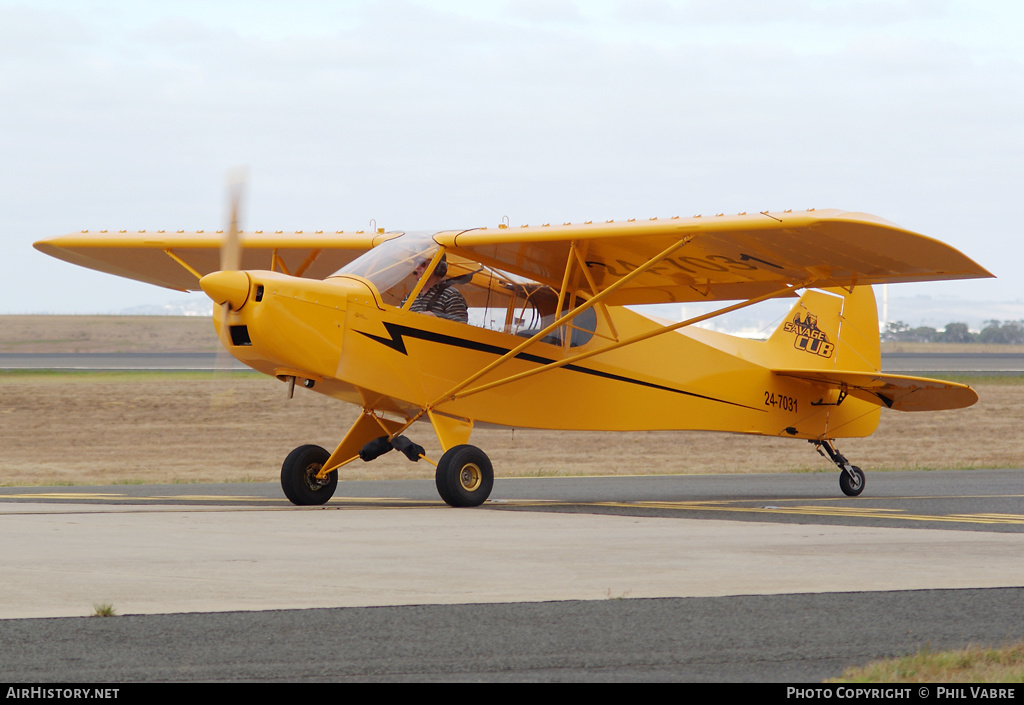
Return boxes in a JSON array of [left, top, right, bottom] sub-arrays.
[[329, 231, 439, 306]]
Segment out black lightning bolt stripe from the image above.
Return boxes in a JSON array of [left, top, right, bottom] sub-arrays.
[[357, 322, 763, 411]]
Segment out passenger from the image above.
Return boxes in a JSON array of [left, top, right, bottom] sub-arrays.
[[406, 254, 468, 323]]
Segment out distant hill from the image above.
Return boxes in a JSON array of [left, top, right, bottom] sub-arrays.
[[115, 299, 215, 317]]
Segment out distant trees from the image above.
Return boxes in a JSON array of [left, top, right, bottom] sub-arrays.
[[883, 321, 937, 343], [978, 320, 1024, 344], [941, 322, 973, 343], [882, 320, 1024, 344]]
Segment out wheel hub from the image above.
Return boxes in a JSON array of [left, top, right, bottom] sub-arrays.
[[303, 463, 328, 491], [459, 463, 482, 492], [846, 469, 863, 490]]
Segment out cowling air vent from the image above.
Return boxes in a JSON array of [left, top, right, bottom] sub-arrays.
[[229, 325, 252, 346]]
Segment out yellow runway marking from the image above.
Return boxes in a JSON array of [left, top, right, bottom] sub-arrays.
[[946, 514, 1024, 524], [2, 493, 1023, 526], [0, 493, 130, 500], [0, 492, 440, 508], [584, 500, 1024, 526], [0, 493, 282, 502], [0, 493, 417, 503]]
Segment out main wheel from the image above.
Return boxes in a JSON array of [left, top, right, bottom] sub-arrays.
[[281, 444, 338, 506], [839, 465, 865, 497], [435, 445, 494, 507]]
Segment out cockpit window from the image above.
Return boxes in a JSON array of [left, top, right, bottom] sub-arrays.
[[330, 231, 438, 306], [330, 232, 596, 347]]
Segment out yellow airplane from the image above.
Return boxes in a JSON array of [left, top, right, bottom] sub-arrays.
[[35, 208, 992, 506]]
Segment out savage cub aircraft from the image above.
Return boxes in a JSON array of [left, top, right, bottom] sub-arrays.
[[36, 206, 992, 506]]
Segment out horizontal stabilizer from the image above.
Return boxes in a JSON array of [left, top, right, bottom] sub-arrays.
[[772, 369, 978, 412]]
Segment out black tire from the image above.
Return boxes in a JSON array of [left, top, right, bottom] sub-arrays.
[[839, 465, 865, 497], [435, 445, 494, 507], [281, 444, 337, 506]]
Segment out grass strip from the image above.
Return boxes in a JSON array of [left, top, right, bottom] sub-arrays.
[[829, 642, 1024, 683]]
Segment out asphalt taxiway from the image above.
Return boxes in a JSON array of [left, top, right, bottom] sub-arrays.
[[3, 470, 1022, 681], [3, 471, 1023, 618]]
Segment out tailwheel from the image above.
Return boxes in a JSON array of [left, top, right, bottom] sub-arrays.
[[813, 440, 866, 498], [435, 445, 494, 507], [281, 444, 338, 506], [839, 465, 865, 497]]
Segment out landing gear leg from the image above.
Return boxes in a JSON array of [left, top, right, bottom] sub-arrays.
[[279, 410, 407, 505], [813, 440, 865, 497]]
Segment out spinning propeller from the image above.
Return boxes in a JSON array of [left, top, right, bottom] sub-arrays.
[[200, 171, 250, 352], [198, 170, 299, 399]]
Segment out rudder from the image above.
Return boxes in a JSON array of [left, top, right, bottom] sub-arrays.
[[766, 287, 880, 373]]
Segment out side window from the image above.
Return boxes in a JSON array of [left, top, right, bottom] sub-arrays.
[[526, 303, 596, 347], [463, 273, 547, 335], [502, 287, 596, 348], [563, 306, 597, 347]]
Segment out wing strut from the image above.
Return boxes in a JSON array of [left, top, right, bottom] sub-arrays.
[[161, 249, 203, 284], [553, 240, 576, 327], [439, 280, 810, 405], [271, 250, 291, 275], [571, 242, 618, 341], [293, 248, 323, 277], [425, 235, 698, 410]]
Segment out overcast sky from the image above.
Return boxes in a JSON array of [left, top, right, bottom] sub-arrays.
[[2, 0, 1021, 314]]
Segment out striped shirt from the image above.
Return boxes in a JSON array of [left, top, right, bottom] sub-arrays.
[[408, 283, 468, 323]]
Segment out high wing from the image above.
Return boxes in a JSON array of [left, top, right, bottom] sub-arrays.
[[34, 230, 382, 291], [435, 209, 993, 306], [35, 210, 992, 305]]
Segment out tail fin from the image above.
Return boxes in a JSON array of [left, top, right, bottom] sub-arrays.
[[768, 287, 977, 412], [766, 286, 879, 373]]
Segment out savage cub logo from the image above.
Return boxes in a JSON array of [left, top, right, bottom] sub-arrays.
[[783, 313, 834, 358]]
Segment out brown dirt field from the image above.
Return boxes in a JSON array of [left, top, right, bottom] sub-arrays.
[[1, 372, 1020, 487], [2, 315, 1021, 485], [0, 315, 219, 353]]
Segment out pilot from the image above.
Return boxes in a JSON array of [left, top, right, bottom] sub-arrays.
[[406, 254, 468, 323]]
